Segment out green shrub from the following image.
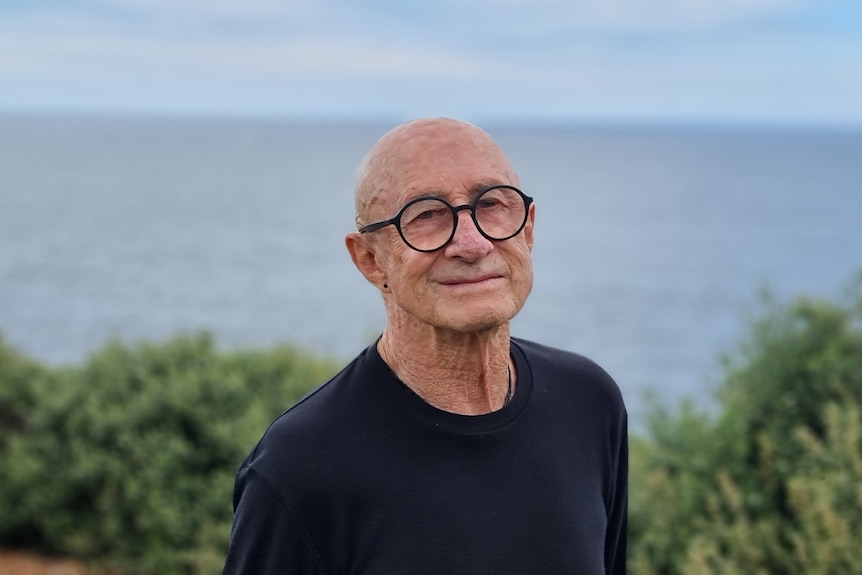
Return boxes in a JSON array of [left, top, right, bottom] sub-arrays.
[[0, 334, 50, 442], [5, 277, 861, 574], [0, 333, 338, 574], [630, 280, 862, 575]]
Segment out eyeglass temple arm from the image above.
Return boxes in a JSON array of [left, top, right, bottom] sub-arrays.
[[359, 218, 397, 234]]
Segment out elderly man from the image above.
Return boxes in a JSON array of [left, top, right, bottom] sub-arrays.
[[222, 118, 628, 574]]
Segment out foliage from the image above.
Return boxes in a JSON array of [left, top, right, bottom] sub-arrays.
[[629, 281, 862, 575], [0, 333, 337, 575], [3, 278, 862, 574]]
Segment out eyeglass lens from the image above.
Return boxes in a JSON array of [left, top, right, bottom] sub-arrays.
[[399, 186, 527, 251]]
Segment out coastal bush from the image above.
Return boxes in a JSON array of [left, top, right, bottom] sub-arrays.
[[629, 281, 862, 575], [0, 333, 337, 574], [3, 279, 861, 574], [0, 335, 52, 443]]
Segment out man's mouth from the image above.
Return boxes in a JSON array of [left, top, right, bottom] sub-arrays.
[[438, 274, 503, 286]]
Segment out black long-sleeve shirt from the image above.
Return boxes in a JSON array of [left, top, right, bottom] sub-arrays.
[[223, 338, 628, 574]]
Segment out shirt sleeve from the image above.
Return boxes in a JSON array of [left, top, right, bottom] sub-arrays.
[[605, 410, 629, 575], [222, 465, 324, 575]]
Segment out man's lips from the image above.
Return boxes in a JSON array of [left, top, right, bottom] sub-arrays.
[[438, 274, 504, 286]]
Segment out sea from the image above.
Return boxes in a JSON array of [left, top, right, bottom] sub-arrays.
[[1, 114, 861, 430]]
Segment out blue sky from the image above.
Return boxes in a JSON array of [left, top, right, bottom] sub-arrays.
[[1, 0, 861, 125]]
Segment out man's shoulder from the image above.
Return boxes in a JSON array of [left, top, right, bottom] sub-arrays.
[[512, 337, 609, 375], [240, 347, 376, 472], [512, 337, 624, 407]]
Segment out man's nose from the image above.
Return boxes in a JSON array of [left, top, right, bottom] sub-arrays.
[[445, 209, 493, 258]]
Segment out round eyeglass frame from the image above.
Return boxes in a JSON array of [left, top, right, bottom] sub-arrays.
[[358, 184, 534, 253]]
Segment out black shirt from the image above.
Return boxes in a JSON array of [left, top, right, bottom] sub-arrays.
[[222, 338, 628, 574]]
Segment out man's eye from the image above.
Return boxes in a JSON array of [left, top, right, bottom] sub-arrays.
[[416, 208, 447, 220]]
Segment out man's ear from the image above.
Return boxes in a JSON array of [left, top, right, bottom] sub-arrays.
[[345, 232, 388, 289], [524, 202, 536, 251]]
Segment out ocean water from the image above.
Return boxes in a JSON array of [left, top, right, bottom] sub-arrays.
[[1, 114, 861, 427]]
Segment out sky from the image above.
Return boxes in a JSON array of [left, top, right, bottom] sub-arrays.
[[1, 0, 861, 125]]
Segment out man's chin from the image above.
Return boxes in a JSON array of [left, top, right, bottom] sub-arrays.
[[436, 304, 518, 334]]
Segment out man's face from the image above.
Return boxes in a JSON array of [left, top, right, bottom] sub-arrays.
[[366, 123, 535, 335]]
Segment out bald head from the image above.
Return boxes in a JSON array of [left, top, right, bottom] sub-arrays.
[[354, 118, 519, 227]]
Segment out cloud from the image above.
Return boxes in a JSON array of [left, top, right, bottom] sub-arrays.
[[0, 0, 859, 122], [5, 0, 816, 35], [456, 0, 811, 31], [0, 18, 488, 84]]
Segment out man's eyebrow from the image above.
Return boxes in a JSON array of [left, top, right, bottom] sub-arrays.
[[469, 181, 507, 196]]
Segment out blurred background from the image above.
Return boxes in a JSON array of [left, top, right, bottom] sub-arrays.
[[1, 0, 861, 423]]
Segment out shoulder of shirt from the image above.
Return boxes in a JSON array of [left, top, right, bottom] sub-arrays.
[[511, 337, 625, 408], [511, 336, 607, 373], [240, 347, 371, 466]]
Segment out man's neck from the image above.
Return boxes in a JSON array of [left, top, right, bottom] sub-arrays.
[[377, 325, 514, 415]]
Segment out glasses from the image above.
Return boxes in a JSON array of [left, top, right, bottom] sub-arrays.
[[359, 185, 533, 253]]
